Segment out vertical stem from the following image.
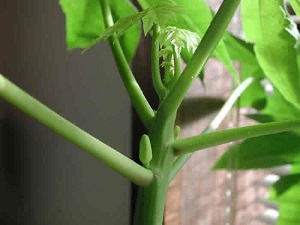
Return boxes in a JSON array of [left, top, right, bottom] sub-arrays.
[[100, 0, 155, 128], [133, 111, 177, 225], [152, 24, 167, 100], [134, 174, 171, 225]]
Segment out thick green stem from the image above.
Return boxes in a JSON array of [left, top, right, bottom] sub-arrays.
[[134, 111, 177, 225], [100, 0, 154, 128], [169, 77, 254, 182], [152, 24, 167, 100], [133, 1, 241, 223], [173, 119, 300, 154], [159, 0, 241, 117], [134, 171, 171, 225], [0, 74, 153, 186]]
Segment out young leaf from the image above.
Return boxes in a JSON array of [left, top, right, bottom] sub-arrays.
[[157, 26, 200, 58], [98, 12, 144, 41], [158, 47, 173, 59], [241, 0, 300, 108], [137, 0, 239, 81], [59, 0, 140, 62], [93, 0, 181, 49], [141, 0, 182, 35]]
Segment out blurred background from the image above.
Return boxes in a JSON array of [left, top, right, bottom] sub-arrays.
[[0, 1, 131, 224]]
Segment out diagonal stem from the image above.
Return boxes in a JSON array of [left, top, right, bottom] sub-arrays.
[[158, 0, 241, 118], [172, 119, 300, 154], [0, 74, 153, 186], [100, 0, 155, 129]]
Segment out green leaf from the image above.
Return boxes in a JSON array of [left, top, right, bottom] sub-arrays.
[[59, 0, 104, 49], [223, 33, 257, 65], [247, 88, 300, 126], [241, 0, 300, 108], [137, 0, 239, 81], [214, 132, 300, 169], [263, 89, 300, 122], [239, 64, 266, 110], [98, 13, 144, 41], [269, 174, 300, 224], [59, 0, 140, 61], [245, 89, 300, 155], [98, 0, 181, 40], [291, 163, 300, 174], [289, 0, 300, 18]]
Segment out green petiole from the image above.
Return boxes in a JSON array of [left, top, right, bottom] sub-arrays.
[[151, 24, 168, 100], [100, 0, 155, 129], [173, 119, 300, 154], [0, 74, 153, 186]]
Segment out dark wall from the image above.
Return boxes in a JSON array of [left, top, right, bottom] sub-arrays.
[[0, 1, 130, 224]]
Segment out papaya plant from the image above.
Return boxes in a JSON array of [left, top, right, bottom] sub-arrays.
[[0, 0, 300, 224]]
